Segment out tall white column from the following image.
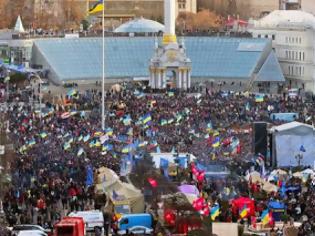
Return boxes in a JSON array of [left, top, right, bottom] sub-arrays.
[[149, 69, 153, 87], [162, 70, 166, 88], [154, 72, 158, 89], [158, 70, 162, 89], [164, 0, 176, 36], [183, 71, 187, 90], [178, 70, 182, 89], [187, 70, 191, 89]]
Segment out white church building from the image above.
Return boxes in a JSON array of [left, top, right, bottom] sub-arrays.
[[249, 10, 315, 93]]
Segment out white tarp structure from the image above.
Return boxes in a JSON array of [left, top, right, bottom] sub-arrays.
[[14, 15, 25, 33], [271, 122, 315, 167], [95, 167, 144, 213]]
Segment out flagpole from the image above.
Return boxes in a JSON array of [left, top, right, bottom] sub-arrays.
[[101, 0, 105, 130]]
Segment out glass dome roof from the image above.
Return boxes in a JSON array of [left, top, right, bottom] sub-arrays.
[[114, 18, 165, 33]]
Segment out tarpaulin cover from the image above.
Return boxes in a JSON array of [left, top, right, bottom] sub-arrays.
[[178, 184, 200, 195]]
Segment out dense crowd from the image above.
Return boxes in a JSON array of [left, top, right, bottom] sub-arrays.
[[2, 82, 315, 235]]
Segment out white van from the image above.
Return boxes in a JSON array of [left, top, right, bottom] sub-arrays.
[[68, 210, 104, 233]]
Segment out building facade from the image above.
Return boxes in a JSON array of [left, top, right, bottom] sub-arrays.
[[89, 0, 197, 22], [198, 0, 315, 19], [198, 0, 279, 19], [249, 10, 315, 93]]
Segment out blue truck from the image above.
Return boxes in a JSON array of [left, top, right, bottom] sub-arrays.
[[117, 213, 153, 235]]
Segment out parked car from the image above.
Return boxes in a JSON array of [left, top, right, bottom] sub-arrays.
[[17, 230, 48, 236], [12, 225, 47, 235]]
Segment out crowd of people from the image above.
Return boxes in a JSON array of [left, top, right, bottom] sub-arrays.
[[2, 81, 315, 235]]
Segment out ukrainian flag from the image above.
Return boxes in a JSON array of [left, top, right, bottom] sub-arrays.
[[167, 118, 174, 124], [255, 94, 264, 103], [105, 128, 113, 136], [138, 141, 148, 148], [88, 0, 104, 14], [261, 209, 271, 225], [123, 115, 132, 126], [94, 131, 103, 137], [167, 91, 174, 97], [19, 145, 27, 153], [142, 113, 152, 125], [77, 147, 84, 157], [83, 134, 90, 142], [127, 127, 133, 136], [67, 88, 77, 97], [121, 145, 131, 154], [160, 119, 167, 126], [95, 140, 101, 147], [28, 139, 36, 147], [210, 205, 220, 221], [39, 132, 48, 139], [89, 140, 99, 148], [102, 143, 113, 152], [239, 204, 249, 219], [63, 142, 71, 150], [176, 114, 183, 123], [212, 137, 220, 148], [77, 134, 83, 142], [206, 122, 213, 131]]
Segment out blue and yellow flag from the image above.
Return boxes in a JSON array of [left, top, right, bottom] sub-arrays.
[[77, 147, 84, 157], [105, 128, 113, 136], [121, 145, 131, 154], [255, 94, 264, 103], [63, 142, 71, 150], [210, 205, 220, 221], [142, 113, 152, 125], [160, 119, 167, 126], [212, 137, 220, 148], [88, 0, 104, 14], [77, 134, 83, 142], [239, 204, 249, 219], [261, 209, 271, 225], [28, 139, 36, 147], [67, 88, 77, 97], [39, 132, 48, 139], [83, 134, 90, 142], [138, 141, 148, 148]]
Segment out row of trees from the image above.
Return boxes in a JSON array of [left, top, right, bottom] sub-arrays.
[[0, 0, 225, 32], [0, 0, 85, 30], [176, 10, 225, 32]]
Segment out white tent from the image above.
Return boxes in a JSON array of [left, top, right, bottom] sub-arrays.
[[95, 167, 144, 213], [14, 15, 25, 33], [270, 122, 315, 167]]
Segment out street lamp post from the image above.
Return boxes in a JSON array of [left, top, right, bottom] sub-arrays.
[[101, 0, 105, 130], [295, 153, 303, 167]]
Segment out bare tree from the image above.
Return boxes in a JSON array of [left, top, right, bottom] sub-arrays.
[[177, 10, 224, 32]]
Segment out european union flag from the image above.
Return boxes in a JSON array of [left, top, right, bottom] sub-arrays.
[[300, 145, 306, 152]]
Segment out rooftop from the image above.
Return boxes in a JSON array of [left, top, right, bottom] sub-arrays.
[[31, 37, 283, 84]]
